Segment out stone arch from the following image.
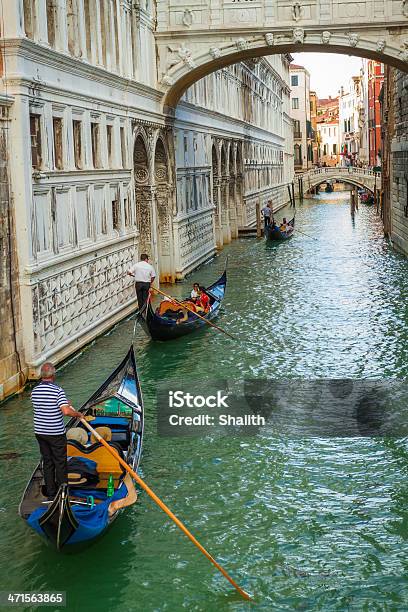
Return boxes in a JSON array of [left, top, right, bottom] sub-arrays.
[[134, 132, 153, 258], [154, 135, 174, 282], [161, 33, 408, 109]]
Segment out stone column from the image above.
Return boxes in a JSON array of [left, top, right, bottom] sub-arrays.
[[76, 0, 87, 59], [35, 0, 49, 44], [2, 0, 25, 37], [55, 0, 69, 53]]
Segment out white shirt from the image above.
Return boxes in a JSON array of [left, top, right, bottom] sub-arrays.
[[128, 261, 156, 283]]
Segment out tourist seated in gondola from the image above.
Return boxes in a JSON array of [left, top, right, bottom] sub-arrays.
[[280, 217, 288, 232], [191, 283, 200, 300], [197, 286, 210, 313]]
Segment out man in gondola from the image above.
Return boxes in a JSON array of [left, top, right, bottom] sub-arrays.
[[261, 203, 272, 227], [31, 362, 82, 500], [127, 253, 156, 309]]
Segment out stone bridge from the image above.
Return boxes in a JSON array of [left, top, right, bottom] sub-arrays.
[[297, 167, 381, 193], [155, 0, 408, 109]]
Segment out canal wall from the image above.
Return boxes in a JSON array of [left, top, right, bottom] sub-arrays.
[[382, 68, 408, 257], [390, 70, 408, 256], [0, 97, 26, 401]]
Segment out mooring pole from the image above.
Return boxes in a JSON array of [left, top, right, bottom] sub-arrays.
[[256, 199, 262, 238]]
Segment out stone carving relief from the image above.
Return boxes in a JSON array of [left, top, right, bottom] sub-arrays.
[[403, 0, 408, 18], [293, 28, 305, 44], [167, 43, 196, 69], [161, 75, 174, 86], [236, 38, 248, 51], [178, 212, 215, 268], [32, 247, 136, 354], [209, 46, 221, 59], [265, 33, 274, 46], [348, 32, 360, 47], [292, 2, 303, 21], [376, 39, 386, 53], [401, 41, 408, 61], [182, 8, 193, 27], [321, 31, 331, 44]]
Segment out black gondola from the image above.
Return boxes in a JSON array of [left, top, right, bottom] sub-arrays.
[[264, 217, 295, 241], [19, 346, 144, 550], [137, 266, 227, 341]]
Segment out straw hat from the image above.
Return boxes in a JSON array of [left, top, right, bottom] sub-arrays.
[[67, 472, 88, 486], [66, 427, 88, 445]]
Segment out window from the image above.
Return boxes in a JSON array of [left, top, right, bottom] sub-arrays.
[[292, 98, 299, 110], [30, 114, 42, 170], [46, 0, 56, 47], [294, 144, 302, 165], [291, 75, 298, 87], [120, 127, 126, 167], [91, 122, 100, 168], [112, 200, 120, 231], [324, 144, 327, 156], [333, 144, 337, 154], [107, 125, 113, 167], [53, 117, 63, 170], [73, 120, 82, 169], [124, 197, 131, 227]]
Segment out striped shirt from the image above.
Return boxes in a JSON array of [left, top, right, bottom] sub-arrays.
[[31, 381, 68, 435]]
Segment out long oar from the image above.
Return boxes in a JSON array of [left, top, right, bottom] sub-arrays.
[[151, 287, 236, 340], [295, 227, 318, 241], [80, 419, 252, 600]]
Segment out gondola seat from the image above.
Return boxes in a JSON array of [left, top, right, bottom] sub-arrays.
[[85, 416, 131, 450], [67, 440, 125, 489]]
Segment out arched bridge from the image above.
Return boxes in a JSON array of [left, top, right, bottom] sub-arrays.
[[296, 167, 381, 194], [155, 0, 408, 108]]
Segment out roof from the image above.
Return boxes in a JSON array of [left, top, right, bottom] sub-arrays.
[[290, 64, 305, 70]]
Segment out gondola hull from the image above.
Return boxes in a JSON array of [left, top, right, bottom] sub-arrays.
[[138, 268, 227, 341], [19, 346, 144, 550], [265, 217, 295, 241]]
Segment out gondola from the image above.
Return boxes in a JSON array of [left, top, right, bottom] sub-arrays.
[[264, 217, 295, 241], [19, 346, 144, 550], [137, 265, 227, 341]]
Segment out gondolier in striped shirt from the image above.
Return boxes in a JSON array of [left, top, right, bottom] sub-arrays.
[[31, 362, 82, 499]]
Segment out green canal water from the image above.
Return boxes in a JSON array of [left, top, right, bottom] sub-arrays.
[[1, 193, 408, 611]]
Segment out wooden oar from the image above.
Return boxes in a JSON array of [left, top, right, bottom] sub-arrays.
[[295, 227, 318, 241], [151, 287, 236, 340], [80, 418, 252, 601]]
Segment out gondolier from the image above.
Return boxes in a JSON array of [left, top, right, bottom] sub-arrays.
[[127, 253, 156, 309], [31, 362, 82, 499], [261, 203, 272, 227]]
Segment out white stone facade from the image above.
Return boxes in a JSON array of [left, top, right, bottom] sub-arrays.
[[0, 1, 293, 389]]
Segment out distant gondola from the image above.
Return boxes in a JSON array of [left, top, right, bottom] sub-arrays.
[[19, 346, 144, 550], [137, 265, 227, 341], [264, 217, 295, 241]]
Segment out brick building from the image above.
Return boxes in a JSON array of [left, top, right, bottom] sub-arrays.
[[367, 60, 384, 167], [380, 68, 408, 256]]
